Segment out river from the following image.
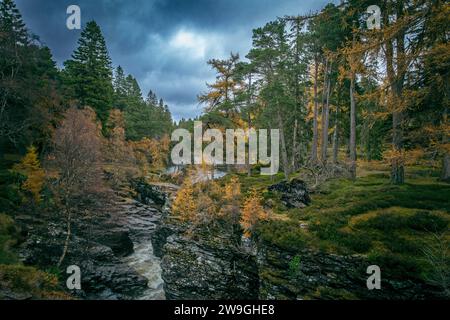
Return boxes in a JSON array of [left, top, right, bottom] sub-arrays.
[[120, 199, 165, 300], [121, 167, 227, 300]]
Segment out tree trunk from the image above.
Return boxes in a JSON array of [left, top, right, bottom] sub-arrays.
[[441, 108, 449, 181], [321, 59, 331, 165], [385, 0, 405, 185], [332, 105, 339, 164], [349, 74, 357, 180], [277, 110, 290, 180], [391, 109, 404, 184], [247, 115, 252, 177], [57, 209, 71, 268], [311, 57, 319, 165], [321, 77, 331, 164], [247, 74, 253, 177], [292, 118, 298, 171]]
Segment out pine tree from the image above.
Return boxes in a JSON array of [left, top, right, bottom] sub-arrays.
[[0, 0, 28, 46], [146, 90, 158, 106], [125, 75, 143, 103], [63, 21, 113, 126], [198, 52, 240, 123], [0, 0, 62, 153], [113, 66, 128, 111], [247, 20, 293, 179], [0, 0, 29, 148]]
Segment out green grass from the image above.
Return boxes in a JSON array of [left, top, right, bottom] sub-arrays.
[[0, 264, 72, 299], [249, 166, 450, 284], [0, 213, 20, 265]]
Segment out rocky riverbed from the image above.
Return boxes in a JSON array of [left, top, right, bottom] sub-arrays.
[[118, 198, 165, 300], [14, 177, 439, 300], [17, 180, 168, 300], [151, 178, 439, 300]]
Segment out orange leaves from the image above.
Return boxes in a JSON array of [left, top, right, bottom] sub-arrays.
[[129, 134, 171, 176], [224, 176, 241, 202], [172, 178, 197, 221], [172, 174, 269, 238], [383, 148, 405, 168], [240, 188, 268, 238]]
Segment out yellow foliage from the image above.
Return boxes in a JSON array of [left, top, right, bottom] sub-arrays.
[[382, 148, 405, 167], [404, 149, 425, 166], [240, 188, 268, 238], [224, 176, 241, 202], [13, 146, 45, 203], [172, 178, 197, 221], [0, 265, 73, 300], [131, 135, 171, 176]]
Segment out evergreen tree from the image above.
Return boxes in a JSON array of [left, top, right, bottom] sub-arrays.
[[146, 90, 158, 106], [0, 0, 28, 46], [113, 66, 128, 111], [0, 0, 62, 154], [63, 21, 113, 126]]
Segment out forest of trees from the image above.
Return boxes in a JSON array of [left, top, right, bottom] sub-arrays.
[[0, 0, 449, 301], [0, 0, 173, 172], [0, 0, 173, 267], [195, 0, 449, 184], [0, 0, 173, 157]]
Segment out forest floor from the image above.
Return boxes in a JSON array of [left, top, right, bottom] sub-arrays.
[[227, 162, 450, 287]]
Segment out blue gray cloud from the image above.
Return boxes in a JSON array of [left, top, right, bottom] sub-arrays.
[[16, 0, 335, 120]]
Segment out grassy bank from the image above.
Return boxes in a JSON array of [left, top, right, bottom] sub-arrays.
[[231, 164, 450, 290]]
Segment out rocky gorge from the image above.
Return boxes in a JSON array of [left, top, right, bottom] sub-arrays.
[[152, 178, 439, 300], [15, 179, 167, 300], [12, 178, 439, 300]]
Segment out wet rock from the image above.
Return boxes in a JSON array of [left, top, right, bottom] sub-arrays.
[[95, 228, 134, 257], [131, 178, 167, 207], [155, 214, 440, 300], [161, 233, 259, 300], [16, 186, 164, 299]]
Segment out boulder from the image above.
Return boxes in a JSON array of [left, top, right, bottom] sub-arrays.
[[131, 179, 167, 206], [268, 178, 311, 208]]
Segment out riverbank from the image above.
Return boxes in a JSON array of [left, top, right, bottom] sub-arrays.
[[153, 165, 449, 299]]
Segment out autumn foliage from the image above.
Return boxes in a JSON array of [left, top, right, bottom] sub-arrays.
[[172, 175, 268, 238], [240, 188, 268, 238], [13, 146, 45, 203]]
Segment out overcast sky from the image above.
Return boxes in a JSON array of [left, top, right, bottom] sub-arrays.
[[16, 0, 335, 121]]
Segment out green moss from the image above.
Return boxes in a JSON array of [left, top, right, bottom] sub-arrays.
[[0, 213, 20, 264], [306, 286, 358, 300], [0, 264, 72, 300], [257, 220, 312, 251], [246, 169, 450, 285]]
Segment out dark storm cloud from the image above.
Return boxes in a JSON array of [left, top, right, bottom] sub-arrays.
[[15, 0, 334, 120]]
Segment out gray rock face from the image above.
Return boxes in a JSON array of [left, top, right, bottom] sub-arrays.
[[160, 233, 259, 300], [131, 178, 167, 207], [19, 222, 149, 300], [18, 184, 166, 300], [268, 179, 311, 208], [153, 216, 440, 300], [256, 244, 438, 300]]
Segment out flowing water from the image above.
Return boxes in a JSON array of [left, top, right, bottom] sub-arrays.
[[121, 167, 228, 300], [165, 165, 227, 183], [120, 200, 165, 300]]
